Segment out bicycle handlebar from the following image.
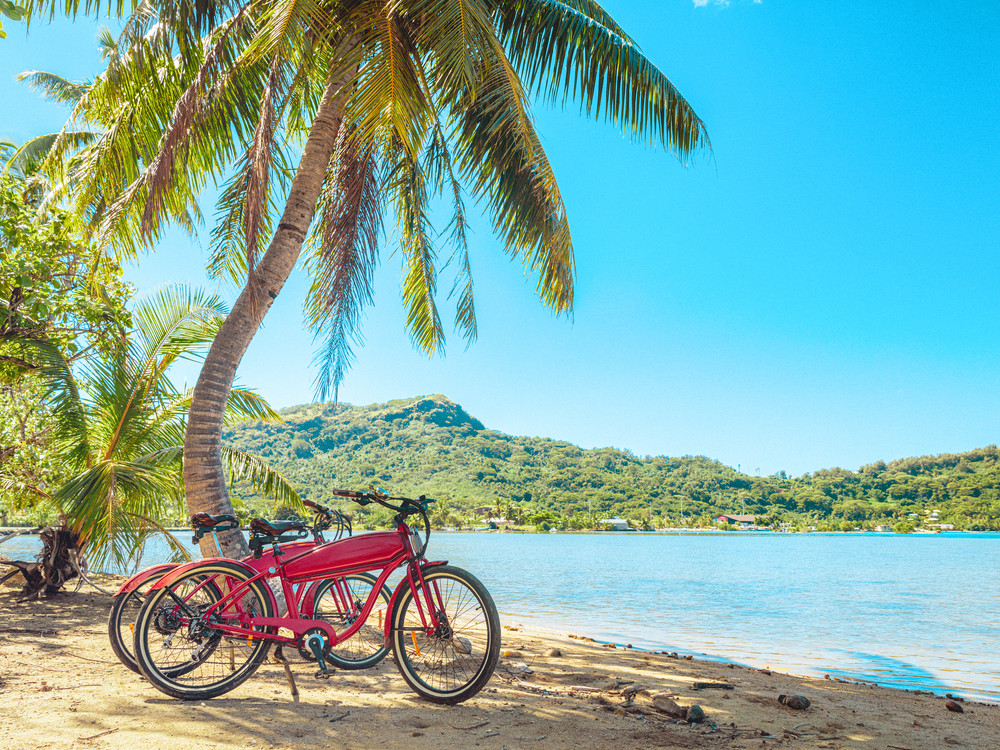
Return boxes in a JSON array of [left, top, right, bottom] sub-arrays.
[[328, 486, 436, 515], [328, 487, 435, 558]]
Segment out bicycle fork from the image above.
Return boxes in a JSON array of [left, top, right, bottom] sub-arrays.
[[407, 564, 448, 641]]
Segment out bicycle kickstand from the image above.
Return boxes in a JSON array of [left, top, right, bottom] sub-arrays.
[[271, 645, 299, 702]]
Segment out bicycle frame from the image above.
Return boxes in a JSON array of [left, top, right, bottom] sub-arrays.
[[148, 520, 447, 650], [114, 541, 327, 615]]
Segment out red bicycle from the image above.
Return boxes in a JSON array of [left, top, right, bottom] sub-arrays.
[[108, 502, 390, 673], [132, 488, 501, 704]]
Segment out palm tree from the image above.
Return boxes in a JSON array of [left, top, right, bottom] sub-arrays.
[[26, 0, 708, 556], [0, 285, 299, 594]]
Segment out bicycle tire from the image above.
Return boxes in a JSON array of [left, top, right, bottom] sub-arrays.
[[133, 560, 275, 700], [311, 573, 392, 670], [108, 569, 171, 673], [390, 565, 501, 704]]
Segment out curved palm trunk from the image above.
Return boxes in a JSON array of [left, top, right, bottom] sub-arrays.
[[184, 77, 346, 558]]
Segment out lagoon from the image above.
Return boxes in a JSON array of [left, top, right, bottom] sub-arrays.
[[4, 530, 998, 702]]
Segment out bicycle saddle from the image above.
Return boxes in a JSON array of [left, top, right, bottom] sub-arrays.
[[249, 517, 309, 536], [190, 513, 238, 529]]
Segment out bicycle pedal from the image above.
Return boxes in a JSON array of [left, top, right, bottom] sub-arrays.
[[314, 669, 335, 680]]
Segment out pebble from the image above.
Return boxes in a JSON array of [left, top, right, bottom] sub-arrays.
[[945, 700, 964, 714], [778, 694, 811, 710], [543, 648, 562, 658], [501, 649, 523, 658], [686, 705, 706, 724]]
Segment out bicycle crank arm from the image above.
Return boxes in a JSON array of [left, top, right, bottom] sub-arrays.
[[302, 632, 335, 679]]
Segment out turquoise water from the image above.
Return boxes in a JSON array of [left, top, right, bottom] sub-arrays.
[[5, 530, 998, 701]]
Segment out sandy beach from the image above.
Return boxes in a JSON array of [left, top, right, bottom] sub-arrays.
[[1, 579, 998, 750]]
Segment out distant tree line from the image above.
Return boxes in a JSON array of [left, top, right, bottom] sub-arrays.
[[216, 396, 1000, 532]]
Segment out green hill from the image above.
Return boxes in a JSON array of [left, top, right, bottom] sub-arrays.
[[224, 395, 1000, 531]]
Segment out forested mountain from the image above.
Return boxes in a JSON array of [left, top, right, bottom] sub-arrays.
[[224, 395, 1000, 531]]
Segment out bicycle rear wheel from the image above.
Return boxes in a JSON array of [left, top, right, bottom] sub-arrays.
[[133, 561, 275, 700], [390, 565, 500, 704], [108, 569, 171, 673], [311, 573, 391, 669]]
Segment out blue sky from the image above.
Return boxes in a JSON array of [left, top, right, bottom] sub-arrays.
[[2, 1, 998, 477]]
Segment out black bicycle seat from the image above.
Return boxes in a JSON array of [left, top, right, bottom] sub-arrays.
[[249, 517, 308, 536], [191, 513, 238, 529]]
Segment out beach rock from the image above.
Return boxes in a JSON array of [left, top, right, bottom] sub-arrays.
[[501, 649, 523, 658], [945, 700, 964, 713], [685, 705, 706, 724], [543, 648, 562, 658], [651, 694, 685, 718], [683, 654, 693, 660], [510, 661, 533, 674], [454, 637, 472, 654], [778, 695, 811, 710]]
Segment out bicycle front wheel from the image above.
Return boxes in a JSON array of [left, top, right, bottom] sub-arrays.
[[390, 565, 501, 704], [312, 573, 392, 670], [133, 561, 275, 700], [108, 569, 172, 673]]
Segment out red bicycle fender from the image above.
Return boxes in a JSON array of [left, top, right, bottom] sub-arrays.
[[147, 557, 282, 616], [148, 557, 256, 590], [383, 561, 448, 642], [298, 580, 324, 618], [114, 562, 178, 595]]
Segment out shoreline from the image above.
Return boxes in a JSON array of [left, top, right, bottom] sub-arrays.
[[2, 582, 999, 749], [4, 527, 996, 536]]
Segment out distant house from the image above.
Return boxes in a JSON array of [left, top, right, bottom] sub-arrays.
[[600, 517, 631, 531], [716, 514, 757, 529]]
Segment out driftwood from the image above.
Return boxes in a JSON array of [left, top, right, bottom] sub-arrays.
[[0, 525, 83, 597]]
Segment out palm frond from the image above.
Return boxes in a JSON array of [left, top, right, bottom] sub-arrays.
[[453, 42, 575, 314], [5, 132, 98, 181], [139, 5, 253, 235], [349, 7, 431, 158], [17, 70, 90, 105], [424, 117, 476, 345], [388, 140, 445, 355], [496, 0, 708, 159], [222, 446, 301, 509], [7, 338, 92, 470], [305, 125, 384, 401], [54, 458, 181, 570], [131, 284, 226, 372], [223, 385, 281, 425]]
